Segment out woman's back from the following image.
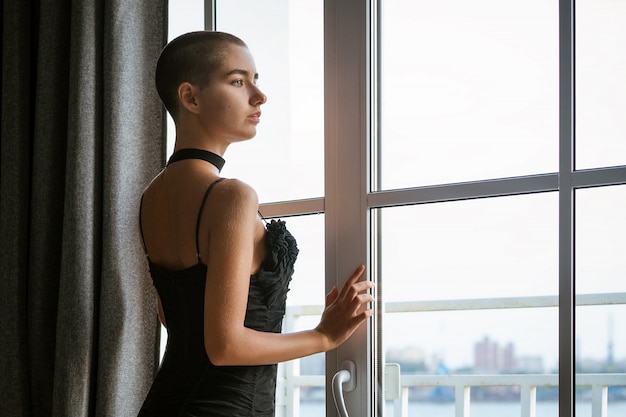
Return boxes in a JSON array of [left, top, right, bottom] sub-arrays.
[[140, 160, 225, 271]]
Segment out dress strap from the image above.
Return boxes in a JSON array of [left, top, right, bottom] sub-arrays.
[[138, 193, 150, 260], [195, 178, 225, 261]]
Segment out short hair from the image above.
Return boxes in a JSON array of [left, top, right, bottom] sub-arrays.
[[155, 31, 247, 121]]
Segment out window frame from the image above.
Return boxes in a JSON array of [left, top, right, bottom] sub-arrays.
[[202, 1, 626, 416]]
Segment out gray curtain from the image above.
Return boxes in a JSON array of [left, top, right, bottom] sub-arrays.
[[0, 1, 167, 416]]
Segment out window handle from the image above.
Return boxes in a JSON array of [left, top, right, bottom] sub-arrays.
[[332, 360, 356, 417]]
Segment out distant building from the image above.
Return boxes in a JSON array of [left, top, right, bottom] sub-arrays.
[[474, 336, 517, 372]]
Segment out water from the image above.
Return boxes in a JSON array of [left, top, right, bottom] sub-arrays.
[[298, 401, 626, 417]]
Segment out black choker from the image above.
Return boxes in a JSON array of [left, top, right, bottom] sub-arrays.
[[167, 148, 225, 172]]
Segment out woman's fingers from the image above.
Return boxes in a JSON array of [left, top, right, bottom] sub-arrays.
[[316, 264, 375, 349], [352, 305, 374, 323], [350, 292, 374, 316], [340, 281, 373, 306], [351, 280, 374, 294], [338, 264, 369, 298], [340, 266, 373, 310], [355, 292, 374, 305], [347, 264, 365, 284], [342, 265, 365, 290]]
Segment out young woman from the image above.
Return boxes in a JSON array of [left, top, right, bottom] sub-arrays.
[[137, 31, 373, 416]]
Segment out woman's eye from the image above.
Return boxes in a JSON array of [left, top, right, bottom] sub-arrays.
[[232, 79, 243, 87]]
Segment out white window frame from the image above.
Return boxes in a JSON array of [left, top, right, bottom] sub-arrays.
[[204, 1, 626, 416]]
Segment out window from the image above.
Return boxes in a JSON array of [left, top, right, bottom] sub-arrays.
[[167, 1, 626, 416], [379, 0, 559, 189]]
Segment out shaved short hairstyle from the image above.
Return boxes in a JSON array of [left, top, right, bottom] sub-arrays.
[[155, 31, 247, 121]]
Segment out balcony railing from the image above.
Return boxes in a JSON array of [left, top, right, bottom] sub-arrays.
[[277, 292, 626, 417], [390, 373, 626, 417]]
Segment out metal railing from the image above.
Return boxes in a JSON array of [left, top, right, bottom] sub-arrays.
[[276, 292, 626, 417]]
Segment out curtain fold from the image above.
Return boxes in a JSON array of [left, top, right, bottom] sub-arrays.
[[0, 1, 168, 416]]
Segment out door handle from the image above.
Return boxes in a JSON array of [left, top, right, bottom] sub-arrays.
[[332, 360, 356, 417]]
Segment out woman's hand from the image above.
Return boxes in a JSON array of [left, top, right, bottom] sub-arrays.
[[314, 264, 374, 351]]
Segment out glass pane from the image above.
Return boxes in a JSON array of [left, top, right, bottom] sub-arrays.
[[575, 185, 626, 411], [575, 0, 626, 170], [384, 308, 559, 374], [378, 193, 560, 415], [576, 304, 625, 371], [575, 304, 626, 417], [379, 0, 559, 189], [216, 0, 324, 203], [380, 193, 558, 302], [165, 0, 204, 158], [282, 214, 325, 307], [576, 185, 626, 294], [271, 214, 326, 416], [168, 0, 204, 50]]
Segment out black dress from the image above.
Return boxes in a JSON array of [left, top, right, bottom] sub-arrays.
[[138, 178, 299, 417]]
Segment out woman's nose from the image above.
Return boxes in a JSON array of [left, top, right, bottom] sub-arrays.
[[251, 85, 267, 105]]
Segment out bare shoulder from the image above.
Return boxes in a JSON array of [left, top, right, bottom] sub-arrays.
[[213, 178, 258, 203], [209, 178, 259, 220]]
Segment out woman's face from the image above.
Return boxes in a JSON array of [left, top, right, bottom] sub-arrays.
[[196, 44, 267, 145]]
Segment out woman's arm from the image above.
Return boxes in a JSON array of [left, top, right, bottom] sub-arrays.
[[202, 179, 373, 366]]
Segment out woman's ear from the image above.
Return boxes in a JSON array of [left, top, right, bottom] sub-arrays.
[[177, 82, 200, 115]]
